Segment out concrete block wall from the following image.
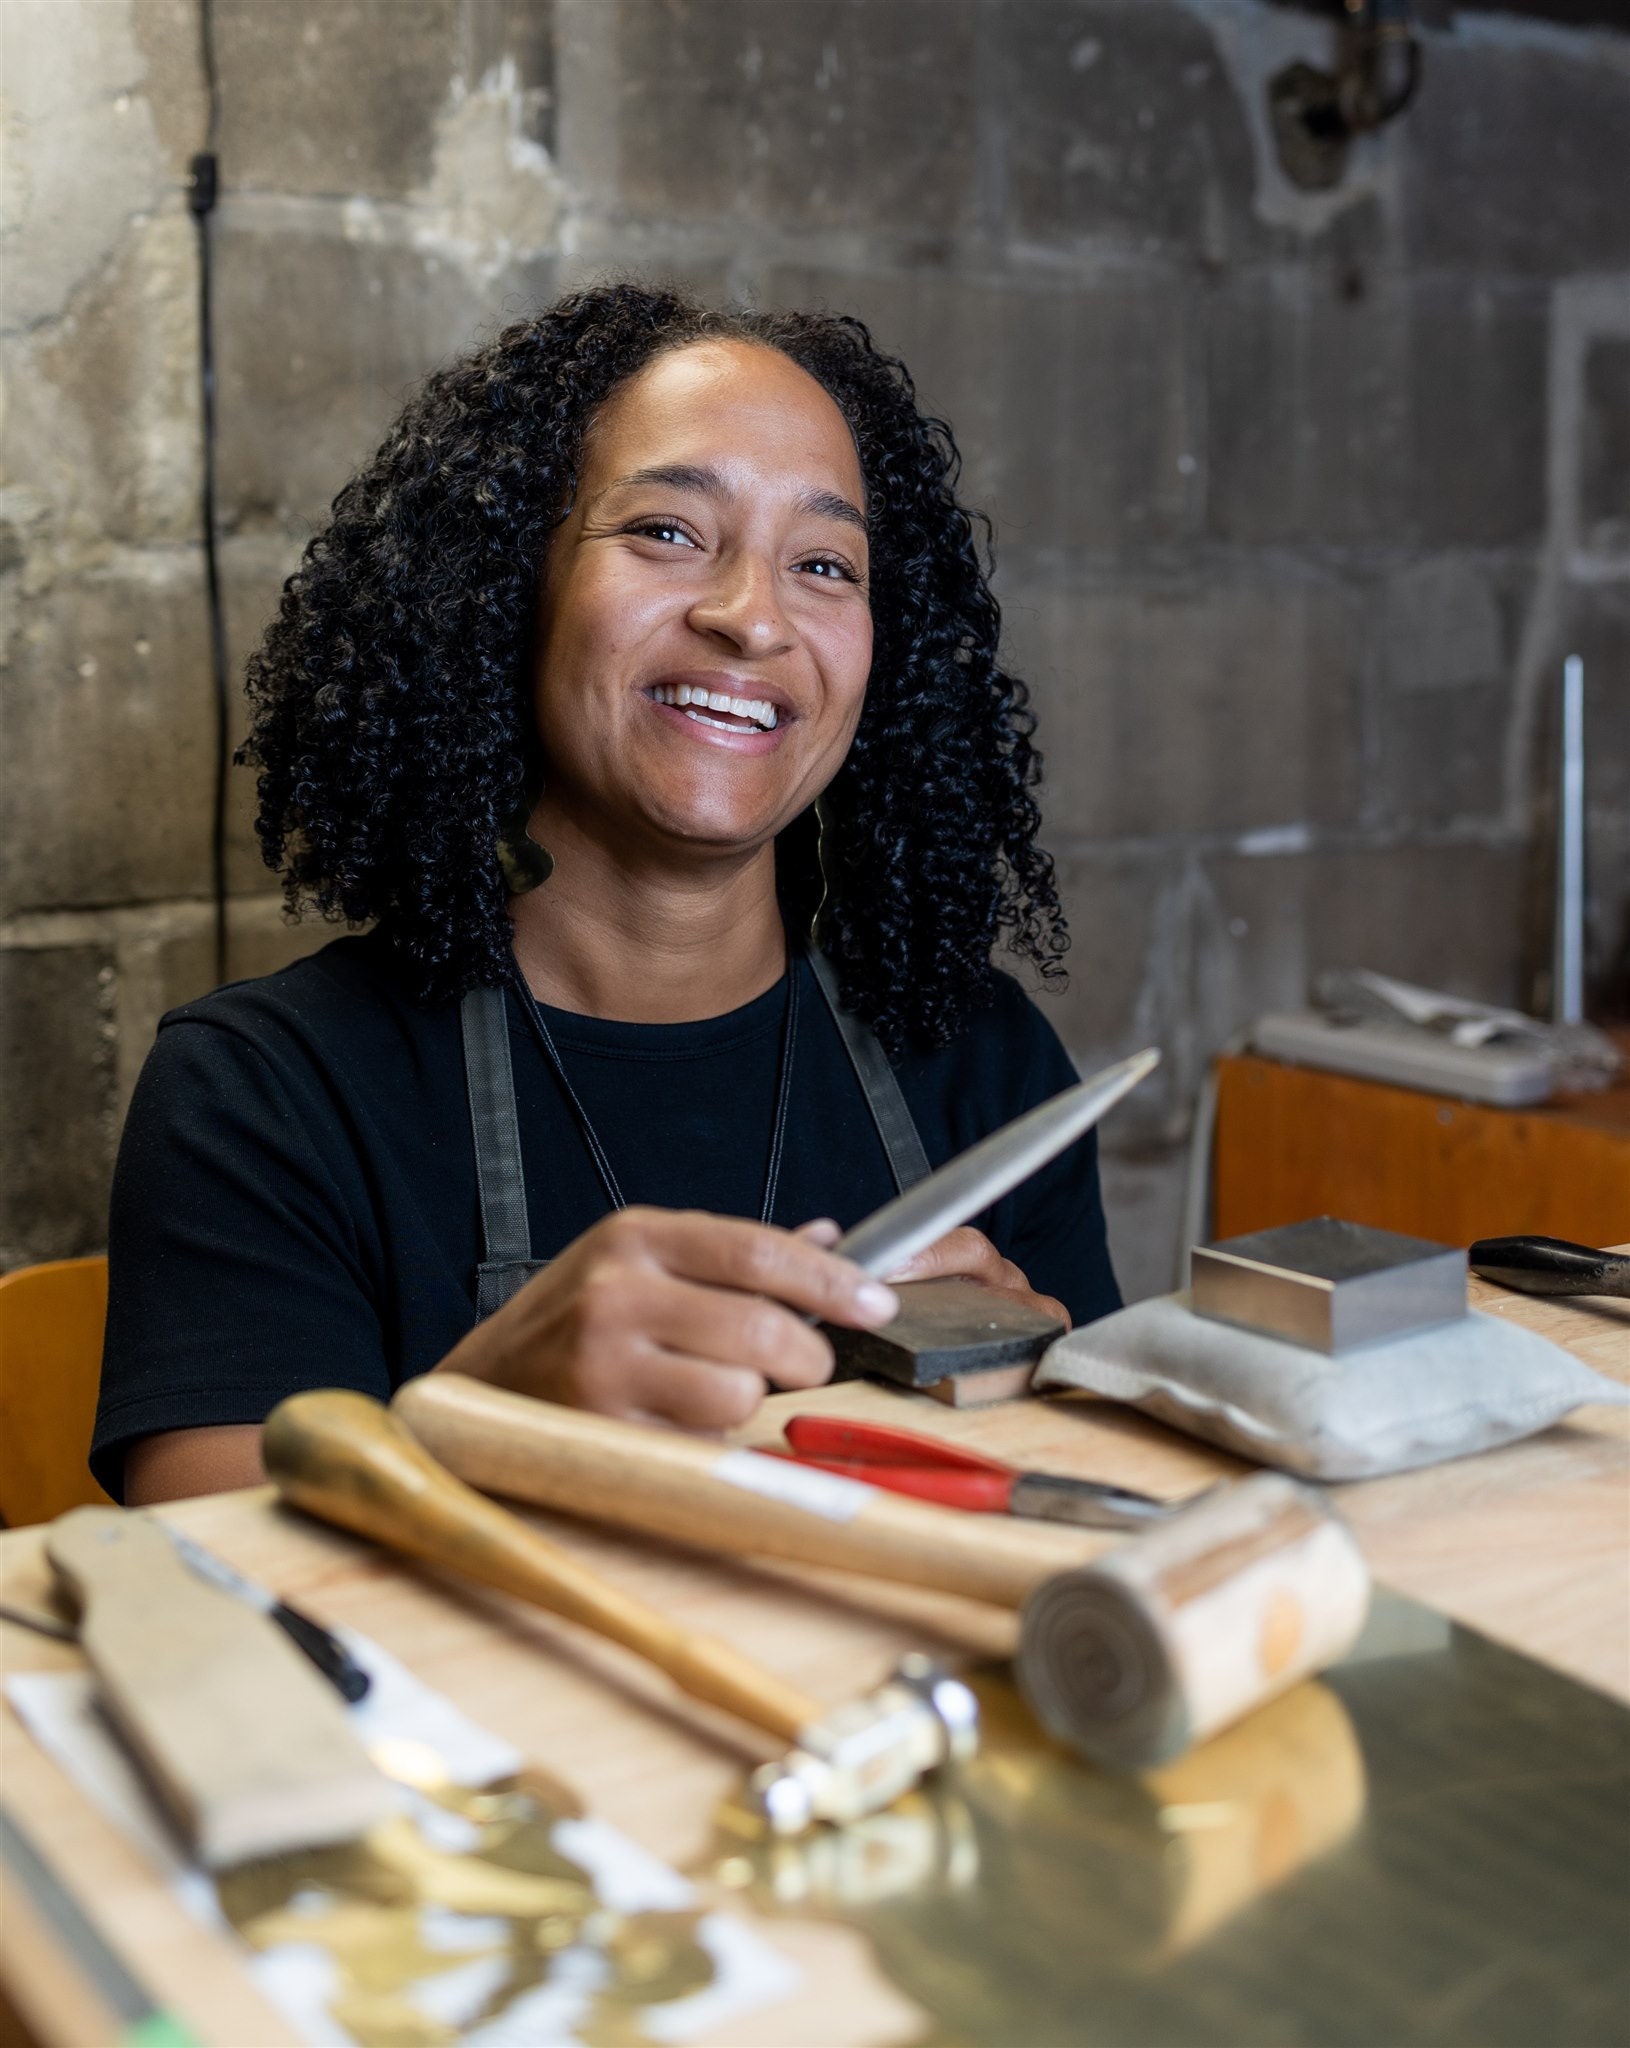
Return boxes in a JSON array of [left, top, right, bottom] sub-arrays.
[[3, 0, 1626, 1298]]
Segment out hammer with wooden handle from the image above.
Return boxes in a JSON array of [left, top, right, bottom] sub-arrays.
[[385, 1383, 1368, 1780], [392, 1373, 1110, 1606], [262, 1390, 977, 1833]]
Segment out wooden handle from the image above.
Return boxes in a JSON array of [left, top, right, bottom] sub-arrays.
[[392, 1375, 1107, 1607], [261, 1391, 820, 1742], [46, 1508, 391, 1868]]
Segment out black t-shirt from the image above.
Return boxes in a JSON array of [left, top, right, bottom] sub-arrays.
[[91, 932, 1120, 1496]]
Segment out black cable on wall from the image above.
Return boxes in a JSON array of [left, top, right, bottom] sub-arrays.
[[189, 0, 230, 988]]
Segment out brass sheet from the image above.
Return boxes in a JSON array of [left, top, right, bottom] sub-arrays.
[[710, 1590, 1630, 2047], [217, 1745, 714, 2046]]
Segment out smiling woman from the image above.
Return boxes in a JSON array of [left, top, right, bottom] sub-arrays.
[[94, 283, 1121, 1506], [518, 339, 876, 995]]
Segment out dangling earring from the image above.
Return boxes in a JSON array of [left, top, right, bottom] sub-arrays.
[[809, 797, 831, 948], [497, 808, 553, 894]]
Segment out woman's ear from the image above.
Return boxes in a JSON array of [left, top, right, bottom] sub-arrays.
[[775, 803, 827, 945], [497, 807, 553, 894]]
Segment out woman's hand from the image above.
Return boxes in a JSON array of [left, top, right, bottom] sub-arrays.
[[882, 1226, 1070, 1329], [437, 1209, 897, 1431]]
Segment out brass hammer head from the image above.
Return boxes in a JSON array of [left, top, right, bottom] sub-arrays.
[[745, 1655, 980, 1835]]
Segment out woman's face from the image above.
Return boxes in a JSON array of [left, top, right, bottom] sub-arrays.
[[532, 338, 874, 862]]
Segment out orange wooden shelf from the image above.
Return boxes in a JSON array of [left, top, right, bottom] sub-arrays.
[[1213, 1036, 1630, 1248]]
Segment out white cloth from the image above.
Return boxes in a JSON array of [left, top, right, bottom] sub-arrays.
[[1035, 1291, 1629, 1480]]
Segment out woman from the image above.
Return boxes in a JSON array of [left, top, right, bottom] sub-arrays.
[[93, 283, 1120, 1505]]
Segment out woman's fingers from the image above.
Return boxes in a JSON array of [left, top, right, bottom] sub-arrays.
[[618, 1208, 898, 1330], [623, 1352, 773, 1433], [629, 1268, 837, 1391], [884, 1225, 1020, 1288], [883, 1226, 1071, 1329], [444, 1206, 900, 1427]]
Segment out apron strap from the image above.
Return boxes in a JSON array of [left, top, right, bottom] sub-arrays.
[[803, 948, 931, 1193], [460, 951, 931, 1321], [460, 983, 549, 1318]]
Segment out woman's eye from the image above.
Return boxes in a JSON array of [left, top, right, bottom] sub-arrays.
[[796, 555, 858, 583], [629, 520, 699, 548]]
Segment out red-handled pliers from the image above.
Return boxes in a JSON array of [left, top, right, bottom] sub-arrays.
[[780, 1416, 1175, 1530]]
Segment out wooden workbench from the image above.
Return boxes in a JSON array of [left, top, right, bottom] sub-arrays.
[[1, 1268, 1626, 2048]]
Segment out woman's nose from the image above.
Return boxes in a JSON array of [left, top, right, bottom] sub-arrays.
[[687, 550, 795, 657]]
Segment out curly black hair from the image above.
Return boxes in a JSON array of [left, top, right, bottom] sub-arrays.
[[242, 281, 1067, 1051]]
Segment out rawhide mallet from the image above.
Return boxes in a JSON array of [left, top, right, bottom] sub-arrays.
[[262, 1390, 978, 1833], [1016, 1470, 1372, 1770]]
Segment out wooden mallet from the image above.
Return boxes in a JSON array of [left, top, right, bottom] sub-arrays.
[[261, 1390, 978, 1833], [389, 1376, 1372, 1774]]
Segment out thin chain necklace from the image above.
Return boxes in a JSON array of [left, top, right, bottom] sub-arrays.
[[511, 948, 800, 1227]]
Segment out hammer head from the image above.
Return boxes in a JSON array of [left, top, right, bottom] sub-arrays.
[[745, 1655, 980, 1835]]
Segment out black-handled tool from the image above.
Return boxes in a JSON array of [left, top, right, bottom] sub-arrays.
[[163, 1524, 372, 1702], [4, 1538, 372, 1706], [1468, 1235, 1630, 1300]]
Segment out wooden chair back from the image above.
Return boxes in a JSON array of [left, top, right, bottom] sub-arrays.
[[0, 1256, 112, 1527]]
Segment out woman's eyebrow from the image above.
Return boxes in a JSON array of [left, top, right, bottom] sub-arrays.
[[799, 487, 869, 536], [598, 464, 868, 534], [602, 462, 719, 502]]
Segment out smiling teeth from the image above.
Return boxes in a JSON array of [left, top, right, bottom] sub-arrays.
[[650, 683, 778, 730]]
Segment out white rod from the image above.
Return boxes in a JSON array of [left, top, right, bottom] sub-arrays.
[[1554, 654, 1585, 1027]]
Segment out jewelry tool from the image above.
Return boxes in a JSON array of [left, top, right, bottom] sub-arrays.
[[163, 1524, 371, 1702], [394, 1374, 1106, 1604], [833, 1045, 1159, 1277], [825, 1277, 1066, 1399], [773, 1415, 1175, 1529], [825, 1043, 1154, 1394], [0, 1536, 366, 1701], [392, 1384, 1367, 1774], [1468, 1234, 1630, 1300], [1191, 1215, 1467, 1352], [0, 1802, 202, 2048], [44, 1508, 395, 1869], [1017, 1472, 1371, 1770], [262, 1389, 979, 1834], [0, 1599, 76, 1643]]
